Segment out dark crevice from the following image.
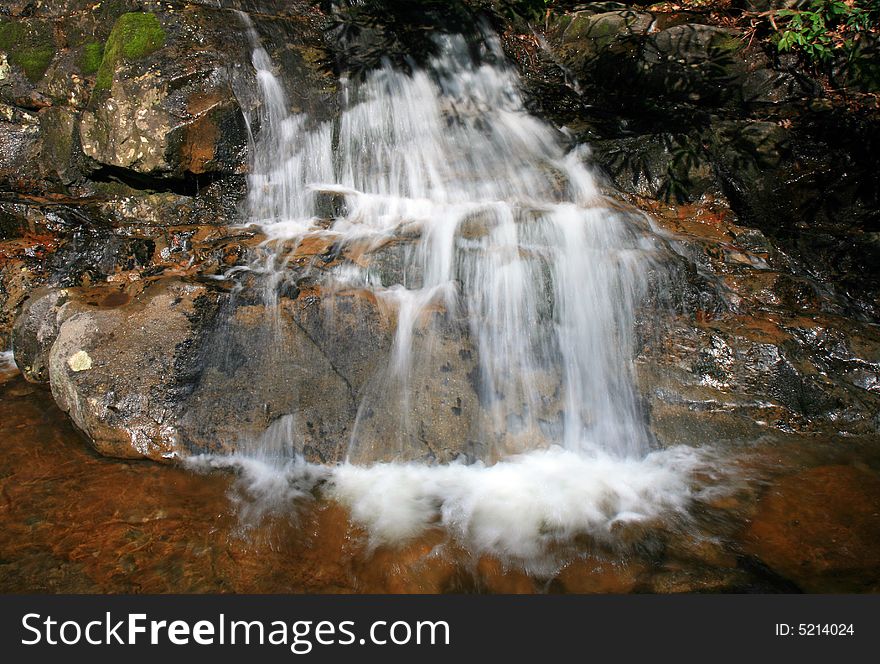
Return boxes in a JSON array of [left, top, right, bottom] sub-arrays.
[[89, 165, 224, 197]]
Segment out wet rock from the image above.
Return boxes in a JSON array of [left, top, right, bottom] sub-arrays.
[[708, 120, 790, 183], [21, 264, 498, 465], [79, 10, 250, 181], [742, 465, 880, 592], [547, 15, 750, 112], [0, 16, 56, 85], [0, 257, 38, 348], [177, 293, 360, 463], [741, 68, 820, 105], [183, 282, 487, 464], [592, 132, 716, 201], [637, 308, 880, 443], [48, 279, 220, 460], [89, 176, 248, 228], [11, 287, 70, 383], [0, 104, 41, 192], [36, 106, 81, 186], [345, 303, 485, 464], [346, 237, 423, 289], [552, 556, 645, 593], [0, 221, 62, 346], [549, 10, 654, 68], [474, 556, 537, 594], [351, 530, 459, 593]]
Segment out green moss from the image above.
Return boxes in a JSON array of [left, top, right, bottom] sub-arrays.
[[0, 20, 56, 82], [95, 12, 166, 91], [79, 41, 104, 74], [12, 46, 55, 82], [0, 21, 24, 51]]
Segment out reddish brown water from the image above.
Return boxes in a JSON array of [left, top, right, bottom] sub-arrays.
[[1, 367, 878, 594]]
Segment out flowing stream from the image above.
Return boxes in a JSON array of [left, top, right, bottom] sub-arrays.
[[191, 14, 711, 567]]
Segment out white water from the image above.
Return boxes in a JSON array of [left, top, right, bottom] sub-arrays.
[[190, 445, 708, 570], [0, 350, 17, 379], [205, 15, 709, 563]]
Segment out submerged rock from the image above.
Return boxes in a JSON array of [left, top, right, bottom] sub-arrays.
[[742, 465, 880, 592]]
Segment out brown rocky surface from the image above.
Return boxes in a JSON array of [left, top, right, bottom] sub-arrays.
[[741, 464, 880, 592]]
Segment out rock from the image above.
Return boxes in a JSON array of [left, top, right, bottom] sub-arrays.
[[176, 291, 362, 463], [35, 106, 82, 187], [89, 176, 248, 228], [0, 104, 41, 192], [741, 68, 820, 105], [35, 272, 488, 464], [709, 120, 790, 177], [0, 16, 56, 85], [639, 24, 747, 106], [13, 232, 490, 466], [0, 219, 62, 347], [741, 465, 880, 592], [592, 132, 716, 201], [474, 556, 537, 594], [550, 10, 654, 66], [546, 16, 749, 111], [48, 279, 219, 460], [344, 301, 485, 463], [11, 287, 70, 383], [79, 10, 250, 181], [0, 258, 37, 348], [552, 556, 645, 593]]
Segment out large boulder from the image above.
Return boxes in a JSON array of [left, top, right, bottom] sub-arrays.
[[48, 279, 219, 460], [638, 24, 747, 106], [633, 198, 880, 446], [79, 10, 250, 180], [36, 268, 489, 464]]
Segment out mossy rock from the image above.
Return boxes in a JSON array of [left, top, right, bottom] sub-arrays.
[[94, 12, 166, 92], [78, 41, 104, 75], [0, 19, 56, 82], [554, 11, 653, 62]]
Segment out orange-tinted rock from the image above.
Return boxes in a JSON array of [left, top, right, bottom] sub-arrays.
[[350, 531, 459, 594], [475, 556, 538, 594], [553, 556, 644, 594], [742, 465, 880, 592]]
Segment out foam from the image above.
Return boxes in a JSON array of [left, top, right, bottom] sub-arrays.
[[188, 444, 708, 567]]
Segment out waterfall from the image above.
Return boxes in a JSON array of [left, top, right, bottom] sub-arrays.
[[240, 14, 658, 462], [192, 12, 707, 566]]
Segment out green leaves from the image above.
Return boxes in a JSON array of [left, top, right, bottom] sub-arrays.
[[770, 0, 879, 65]]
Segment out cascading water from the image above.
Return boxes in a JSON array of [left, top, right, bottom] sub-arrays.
[[192, 12, 709, 567]]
